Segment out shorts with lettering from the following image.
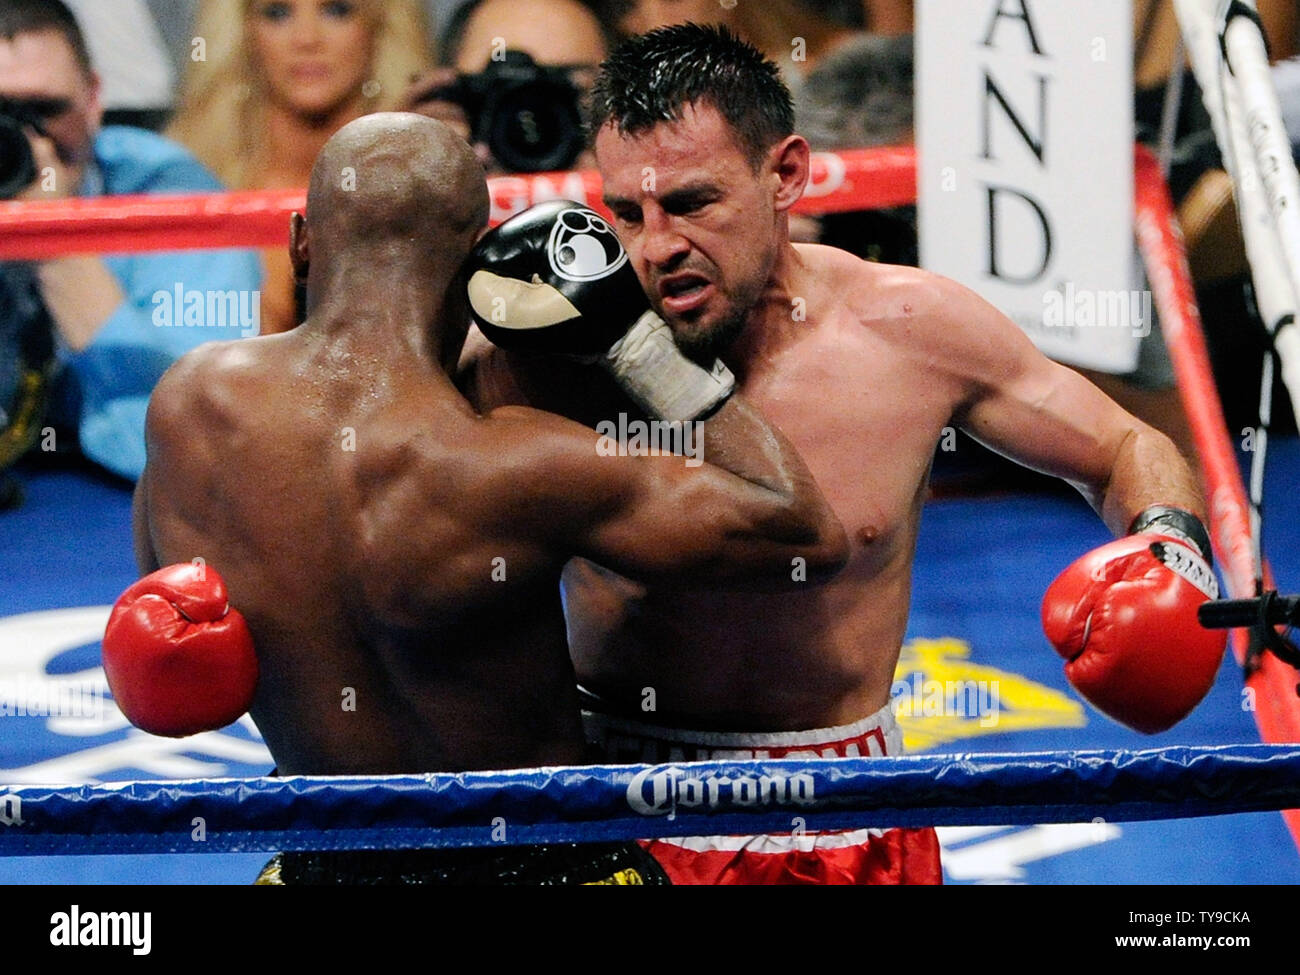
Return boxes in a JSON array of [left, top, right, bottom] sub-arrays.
[[583, 701, 943, 885]]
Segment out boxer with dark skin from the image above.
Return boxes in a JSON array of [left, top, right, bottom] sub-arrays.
[[131, 113, 846, 781], [461, 26, 1223, 884]]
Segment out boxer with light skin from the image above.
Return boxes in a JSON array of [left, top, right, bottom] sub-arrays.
[[461, 24, 1226, 885], [116, 113, 845, 884]]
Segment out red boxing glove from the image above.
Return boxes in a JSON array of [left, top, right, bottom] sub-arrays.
[[1042, 532, 1225, 733], [102, 563, 258, 737]]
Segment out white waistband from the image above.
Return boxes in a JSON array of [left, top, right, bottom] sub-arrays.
[[581, 700, 903, 756]]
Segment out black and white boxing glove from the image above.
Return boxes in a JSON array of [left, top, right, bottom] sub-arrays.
[[466, 201, 734, 422]]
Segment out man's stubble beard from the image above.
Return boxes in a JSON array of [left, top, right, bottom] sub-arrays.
[[673, 307, 750, 365], [668, 270, 768, 364]]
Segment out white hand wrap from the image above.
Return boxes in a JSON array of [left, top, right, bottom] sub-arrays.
[[602, 310, 735, 421]]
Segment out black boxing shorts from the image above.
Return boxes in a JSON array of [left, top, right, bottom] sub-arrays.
[[254, 841, 670, 885]]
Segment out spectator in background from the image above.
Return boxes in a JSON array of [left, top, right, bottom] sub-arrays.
[[0, 0, 261, 483], [168, 0, 434, 334], [63, 0, 174, 130], [403, 0, 615, 176], [794, 32, 916, 261], [443, 0, 615, 71]]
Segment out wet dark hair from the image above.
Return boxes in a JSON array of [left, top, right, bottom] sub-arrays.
[[0, 0, 93, 77], [586, 23, 794, 169]]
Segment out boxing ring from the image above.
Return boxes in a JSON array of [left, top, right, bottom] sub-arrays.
[[2, 132, 1299, 881], [1, 746, 1299, 857]]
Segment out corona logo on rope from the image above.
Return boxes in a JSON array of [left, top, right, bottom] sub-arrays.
[[627, 764, 817, 819], [892, 637, 1086, 752]]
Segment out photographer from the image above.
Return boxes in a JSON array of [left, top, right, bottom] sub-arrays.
[[403, 0, 615, 175], [0, 0, 261, 483]]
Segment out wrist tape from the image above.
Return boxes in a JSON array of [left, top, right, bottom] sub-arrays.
[[1130, 505, 1214, 565], [603, 311, 735, 422]]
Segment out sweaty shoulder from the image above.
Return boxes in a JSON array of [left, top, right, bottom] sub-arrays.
[[794, 247, 947, 324], [146, 339, 268, 462], [796, 245, 1040, 408]]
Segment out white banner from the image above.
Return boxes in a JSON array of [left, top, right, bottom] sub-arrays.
[[918, 0, 1140, 372]]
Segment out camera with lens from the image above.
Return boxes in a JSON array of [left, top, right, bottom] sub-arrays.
[[432, 50, 587, 174], [0, 99, 48, 200]]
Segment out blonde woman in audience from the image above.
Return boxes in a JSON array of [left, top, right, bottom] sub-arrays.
[[169, 0, 434, 333]]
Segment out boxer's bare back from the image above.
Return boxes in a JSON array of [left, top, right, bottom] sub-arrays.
[[133, 114, 846, 775]]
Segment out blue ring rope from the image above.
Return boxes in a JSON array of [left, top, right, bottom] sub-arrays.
[[0, 744, 1296, 855]]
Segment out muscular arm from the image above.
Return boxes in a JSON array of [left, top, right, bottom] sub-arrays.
[[468, 340, 813, 497], [936, 278, 1204, 533], [132, 469, 160, 575], [487, 403, 848, 587], [464, 338, 847, 580], [132, 346, 220, 576]]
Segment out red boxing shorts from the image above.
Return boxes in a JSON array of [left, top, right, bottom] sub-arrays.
[[582, 701, 943, 885]]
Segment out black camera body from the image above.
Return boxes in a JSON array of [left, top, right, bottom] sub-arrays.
[[435, 50, 586, 174], [0, 99, 46, 200]]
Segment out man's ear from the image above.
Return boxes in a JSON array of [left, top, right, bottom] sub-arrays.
[[769, 135, 811, 214], [290, 212, 310, 280]]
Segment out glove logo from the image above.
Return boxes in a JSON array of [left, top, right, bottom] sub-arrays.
[[1150, 541, 1219, 599], [548, 209, 627, 282]]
